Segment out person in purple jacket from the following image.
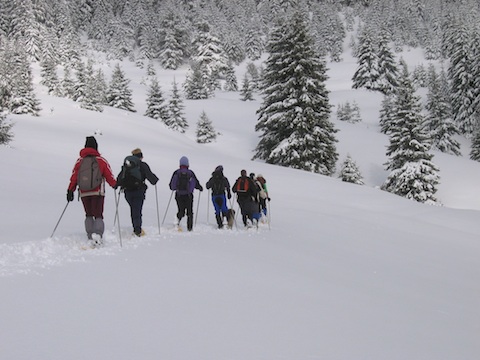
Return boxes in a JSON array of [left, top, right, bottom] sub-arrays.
[[169, 156, 203, 231]]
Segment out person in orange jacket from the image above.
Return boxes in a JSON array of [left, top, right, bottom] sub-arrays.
[[67, 136, 117, 245]]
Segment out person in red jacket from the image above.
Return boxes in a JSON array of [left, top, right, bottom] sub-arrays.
[[67, 136, 117, 246]]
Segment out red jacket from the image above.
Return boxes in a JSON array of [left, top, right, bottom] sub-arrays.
[[68, 148, 117, 197]]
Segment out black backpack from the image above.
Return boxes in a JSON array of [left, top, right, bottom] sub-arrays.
[[177, 171, 191, 191], [77, 155, 103, 191], [120, 155, 143, 190], [211, 172, 224, 195]]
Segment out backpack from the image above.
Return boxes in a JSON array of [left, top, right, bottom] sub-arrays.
[[78, 155, 103, 191], [236, 177, 249, 193], [177, 171, 191, 191], [120, 155, 143, 190], [211, 172, 225, 194]]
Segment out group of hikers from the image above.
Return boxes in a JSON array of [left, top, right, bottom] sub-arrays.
[[67, 136, 270, 247]]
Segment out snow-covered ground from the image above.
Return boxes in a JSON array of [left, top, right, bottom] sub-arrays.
[[1, 46, 480, 359]]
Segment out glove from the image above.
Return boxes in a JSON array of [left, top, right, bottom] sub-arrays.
[[267, 197, 271, 201], [67, 190, 74, 202], [198, 185, 204, 192], [227, 193, 232, 199]]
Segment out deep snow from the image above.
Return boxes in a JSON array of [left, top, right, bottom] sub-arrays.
[[1, 46, 480, 360]]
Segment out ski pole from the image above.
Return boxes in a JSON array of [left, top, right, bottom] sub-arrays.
[[267, 199, 271, 230], [114, 189, 123, 247], [155, 184, 161, 235], [195, 189, 202, 225], [162, 190, 174, 225], [50, 202, 69, 238], [207, 189, 211, 224]]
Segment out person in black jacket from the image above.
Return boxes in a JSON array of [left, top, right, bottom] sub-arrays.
[[206, 165, 233, 229], [232, 169, 258, 227], [117, 148, 159, 236]]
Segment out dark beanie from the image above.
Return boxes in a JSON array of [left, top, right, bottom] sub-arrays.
[[85, 136, 98, 150]]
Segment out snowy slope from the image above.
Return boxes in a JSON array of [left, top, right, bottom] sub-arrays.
[[1, 51, 480, 360]]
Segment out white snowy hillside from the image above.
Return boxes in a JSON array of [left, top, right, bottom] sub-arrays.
[[1, 47, 480, 360]]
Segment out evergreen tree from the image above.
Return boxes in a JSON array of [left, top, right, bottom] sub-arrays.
[[240, 74, 254, 101], [61, 65, 76, 99], [223, 62, 238, 92], [337, 101, 362, 123], [469, 130, 480, 161], [40, 58, 61, 96], [376, 31, 399, 95], [159, 9, 188, 70], [183, 62, 210, 100], [167, 79, 189, 133], [352, 28, 380, 91], [448, 23, 477, 136], [382, 62, 440, 204], [379, 95, 395, 135], [425, 66, 461, 156], [196, 111, 218, 143], [81, 59, 103, 112], [254, 11, 338, 175], [72, 60, 87, 102], [107, 63, 136, 112], [339, 155, 364, 185], [0, 113, 13, 145], [145, 77, 169, 122]]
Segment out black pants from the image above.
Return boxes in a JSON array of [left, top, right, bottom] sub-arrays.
[[125, 189, 145, 235], [176, 193, 194, 230]]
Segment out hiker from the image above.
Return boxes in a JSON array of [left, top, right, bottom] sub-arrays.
[[116, 148, 159, 237], [206, 165, 234, 229], [67, 136, 117, 246], [232, 169, 258, 227], [249, 172, 263, 223], [169, 156, 203, 231], [255, 173, 270, 218]]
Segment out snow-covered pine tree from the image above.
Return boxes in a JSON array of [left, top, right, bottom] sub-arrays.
[[337, 101, 361, 123], [352, 28, 380, 91], [40, 58, 61, 96], [0, 113, 13, 145], [382, 61, 440, 204], [379, 94, 395, 135], [72, 60, 86, 102], [240, 74, 254, 101], [425, 65, 461, 156], [61, 65, 76, 99], [80, 59, 103, 112], [223, 62, 238, 92], [183, 62, 210, 100], [469, 130, 480, 161], [339, 155, 364, 185], [253, 10, 338, 175], [196, 111, 218, 143], [145, 77, 169, 122], [448, 22, 477, 136], [376, 30, 399, 95], [159, 9, 189, 70], [167, 78, 189, 133], [9, 46, 41, 116], [107, 63, 136, 112]]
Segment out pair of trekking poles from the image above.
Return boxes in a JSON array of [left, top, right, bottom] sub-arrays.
[[50, 185, 163, 248]]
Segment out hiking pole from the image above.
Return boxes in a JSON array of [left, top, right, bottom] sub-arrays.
[[162, 190, 174, 225], [114, 189, 123, 247], [207, 189, 211, 224], [50, 202, 70, 238], [155, 184, 161, 235], [267, 199, 271, 230], [195, 189, 202, 225]]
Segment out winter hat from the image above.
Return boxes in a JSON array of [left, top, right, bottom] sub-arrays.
[[249, 172, 255, 179], [179, 156, 189, 167], [215, 165, 223, 172], [132, 148, 143, 158], [85, 136, 98, 150]]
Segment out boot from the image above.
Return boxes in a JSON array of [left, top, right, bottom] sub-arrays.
[[216, 214, 223, 229], [187, 216, 193, 231]]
